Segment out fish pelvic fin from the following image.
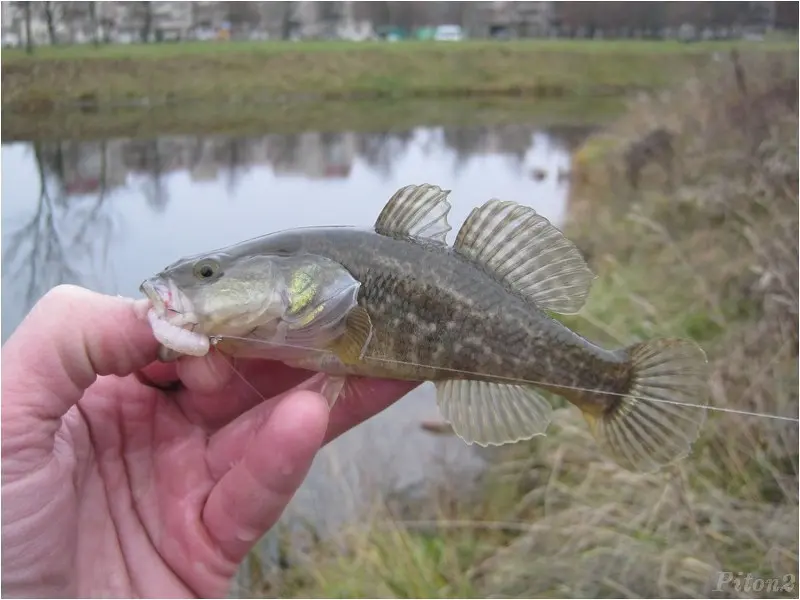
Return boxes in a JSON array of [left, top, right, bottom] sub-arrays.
[[435, 380, 553, 446], [454, 198, 595, 315], [582, 338, 709, 473]]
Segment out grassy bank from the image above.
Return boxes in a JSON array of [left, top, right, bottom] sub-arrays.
[[240, 52, 799, 598], [2, 39, 795, 117], [0, 95, 623, 143]]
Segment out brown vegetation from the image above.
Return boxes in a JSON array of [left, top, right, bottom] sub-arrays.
[[3, 40, 792, 116], [240, 50, 798, 599]]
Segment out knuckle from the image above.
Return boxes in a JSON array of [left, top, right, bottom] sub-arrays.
[[31, 285, 96, 323], [40, 283, 86, 306]]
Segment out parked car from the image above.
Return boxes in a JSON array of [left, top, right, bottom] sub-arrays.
[[434, 25, 464, 41]]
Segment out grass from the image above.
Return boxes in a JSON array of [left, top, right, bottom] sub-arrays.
[[0, 95, 623, 142], [4, 38, 796, 60], [236, 51, 799, 598], [2, 39, 796, 116]]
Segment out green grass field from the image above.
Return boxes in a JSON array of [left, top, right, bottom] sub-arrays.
[[3, 38, 795, 116], [3, 37, 796, 60]]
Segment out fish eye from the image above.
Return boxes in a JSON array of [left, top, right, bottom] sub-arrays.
[[193, 259, 221, 281]]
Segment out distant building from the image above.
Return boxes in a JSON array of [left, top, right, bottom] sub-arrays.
[[464, 1, 555, 39], [0, 0, 782, 46]]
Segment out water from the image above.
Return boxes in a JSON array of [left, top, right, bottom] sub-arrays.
[[1, 120, 590, 534]]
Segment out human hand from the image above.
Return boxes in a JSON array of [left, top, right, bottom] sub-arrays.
[[1, 285, 416, 598]]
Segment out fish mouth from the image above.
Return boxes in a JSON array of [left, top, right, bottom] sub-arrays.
[[139, 277, 200, 330]]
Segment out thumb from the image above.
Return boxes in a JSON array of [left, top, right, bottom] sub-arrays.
[[2, 284, 159, 429]]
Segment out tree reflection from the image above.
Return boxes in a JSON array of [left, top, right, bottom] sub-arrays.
[[2, 123, 583, 316], [3, 141, 115, 309], [356, 131, 414, 180], [221, 137, 248, 194], [136, 140, 169, 213]]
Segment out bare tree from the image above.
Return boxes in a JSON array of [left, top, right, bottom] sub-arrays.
[[317, 1, 342, 37], [89, 1, 99, 46], [42, 1, 59, 44], [279, 1, 295, 39], [228, 1, 261, 36], [59, 1, 87, 44], [23, 1, 33, 53], [134, 1, 153, 42], [387, 2, 415, 29], [775, 1, 798, 30]]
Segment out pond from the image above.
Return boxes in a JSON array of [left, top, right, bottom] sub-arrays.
[[1, 115, 594, 537]]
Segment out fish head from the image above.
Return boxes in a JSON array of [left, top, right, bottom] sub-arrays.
[[140, 251, 287, 339], [141, 249, 362, 353]]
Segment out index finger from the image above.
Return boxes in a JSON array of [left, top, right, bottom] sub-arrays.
[[2, 286, 158, 425]]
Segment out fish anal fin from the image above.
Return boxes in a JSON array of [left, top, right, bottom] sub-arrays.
[[374, 183, 452, 245], [330, 306, 374, 365], [454, 199, 595, 315], [434, 379, 553, 446]]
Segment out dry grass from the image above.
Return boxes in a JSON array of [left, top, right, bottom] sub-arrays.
[[0, 95, 622, 143], [3, 40, 794, 115], [238, 52, 799, 599]]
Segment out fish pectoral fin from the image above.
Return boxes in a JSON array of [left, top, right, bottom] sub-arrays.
[[434, 379, 553, 446], [374, 183, 452, 245], [453, 199, 595, 315], [330, 306, 374, 364]]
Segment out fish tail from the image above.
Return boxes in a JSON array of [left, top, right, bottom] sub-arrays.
[[581, 338, 709, 473]]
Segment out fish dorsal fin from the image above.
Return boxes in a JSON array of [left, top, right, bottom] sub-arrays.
[[453, 199, 595, 314], [374, 184, 452, 245]]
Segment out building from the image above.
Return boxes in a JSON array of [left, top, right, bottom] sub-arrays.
[[464, 1, 554, 39]]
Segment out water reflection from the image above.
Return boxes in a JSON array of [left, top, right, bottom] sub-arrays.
[[1, 121, 590, 531], [2, 141, 119, 333]]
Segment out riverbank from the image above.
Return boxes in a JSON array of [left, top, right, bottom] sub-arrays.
[[243, 50, 798, 599], [0, 95, 621, 142], [3, 39, 795, 117]]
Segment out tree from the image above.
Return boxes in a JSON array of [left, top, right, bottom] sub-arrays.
[[23, 1, 33, 53], [775, 1, 799, 30], [228, 1, 261, 35], [42, 1, 58, 44], [318, 0, 342, 36], [89, 1, 99, 46], [135, 1, 153, 42], [281, 2, 294, 39]]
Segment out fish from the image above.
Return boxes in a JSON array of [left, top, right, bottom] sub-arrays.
[[140, 183, 709, 473]]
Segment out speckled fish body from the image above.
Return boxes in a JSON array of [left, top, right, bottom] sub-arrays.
[[141, 184, 709, 473], [222, 226, 628, 395]]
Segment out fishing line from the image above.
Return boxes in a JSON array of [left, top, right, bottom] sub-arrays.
[[213, 350, 270, 405], [210, 338, 337, 406], [209, 334, 799, 424]]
